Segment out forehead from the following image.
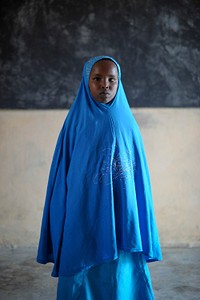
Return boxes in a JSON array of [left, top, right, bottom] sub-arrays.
[[84, 56, 121, 82], [90, 60, 118, 75]]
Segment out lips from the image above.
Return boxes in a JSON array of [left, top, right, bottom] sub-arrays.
[[99, 92, 110, 96]]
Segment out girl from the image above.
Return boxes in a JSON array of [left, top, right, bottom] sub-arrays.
[[37, 56, 162, 299]]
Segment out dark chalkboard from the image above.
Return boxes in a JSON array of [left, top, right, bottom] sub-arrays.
[[0, 0, 200, 108]]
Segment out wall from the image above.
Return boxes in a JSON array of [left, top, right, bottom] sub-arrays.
[[0, 109, 199, 248], [0, 0, 199, 250], [0, 0, 200, 108]]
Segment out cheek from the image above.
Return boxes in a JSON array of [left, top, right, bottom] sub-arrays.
[[88, 82, 93, 92], [90, 85, 94, 93], [113, 83, 118, 94], [89, 85, 97, 97]]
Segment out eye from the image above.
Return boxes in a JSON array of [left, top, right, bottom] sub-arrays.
[[109, 78, 116, 83], [93, 77, 101, 81]]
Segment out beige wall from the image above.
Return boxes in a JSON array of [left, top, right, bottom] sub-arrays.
[[0, 109, 200, 248]]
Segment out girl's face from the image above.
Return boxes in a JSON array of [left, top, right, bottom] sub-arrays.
[[88, 60, 118, 104]]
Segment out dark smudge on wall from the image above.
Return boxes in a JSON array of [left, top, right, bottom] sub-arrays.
[[0, 0, 200, 108]]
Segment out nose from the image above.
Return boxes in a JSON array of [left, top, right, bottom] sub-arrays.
[[101, 78, 109, 89]]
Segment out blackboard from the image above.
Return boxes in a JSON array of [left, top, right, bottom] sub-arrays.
[[0, 0, 200, 108]]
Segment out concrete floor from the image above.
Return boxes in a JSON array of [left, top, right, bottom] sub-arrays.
[[0, 247, 199, 300]]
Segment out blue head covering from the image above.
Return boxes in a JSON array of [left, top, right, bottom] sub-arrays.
[[37, 56, 162, 277]]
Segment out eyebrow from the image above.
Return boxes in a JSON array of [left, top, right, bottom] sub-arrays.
[[91, 73, 118, 77]]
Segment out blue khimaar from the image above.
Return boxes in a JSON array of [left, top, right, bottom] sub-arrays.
[[37, 56, 162, 277]]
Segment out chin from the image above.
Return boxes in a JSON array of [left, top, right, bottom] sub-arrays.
[[102, 100, 111, 104]]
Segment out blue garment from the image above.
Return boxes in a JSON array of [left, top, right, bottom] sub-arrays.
[[57, 251, 154, 300], [37, 56, 162, 278]]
